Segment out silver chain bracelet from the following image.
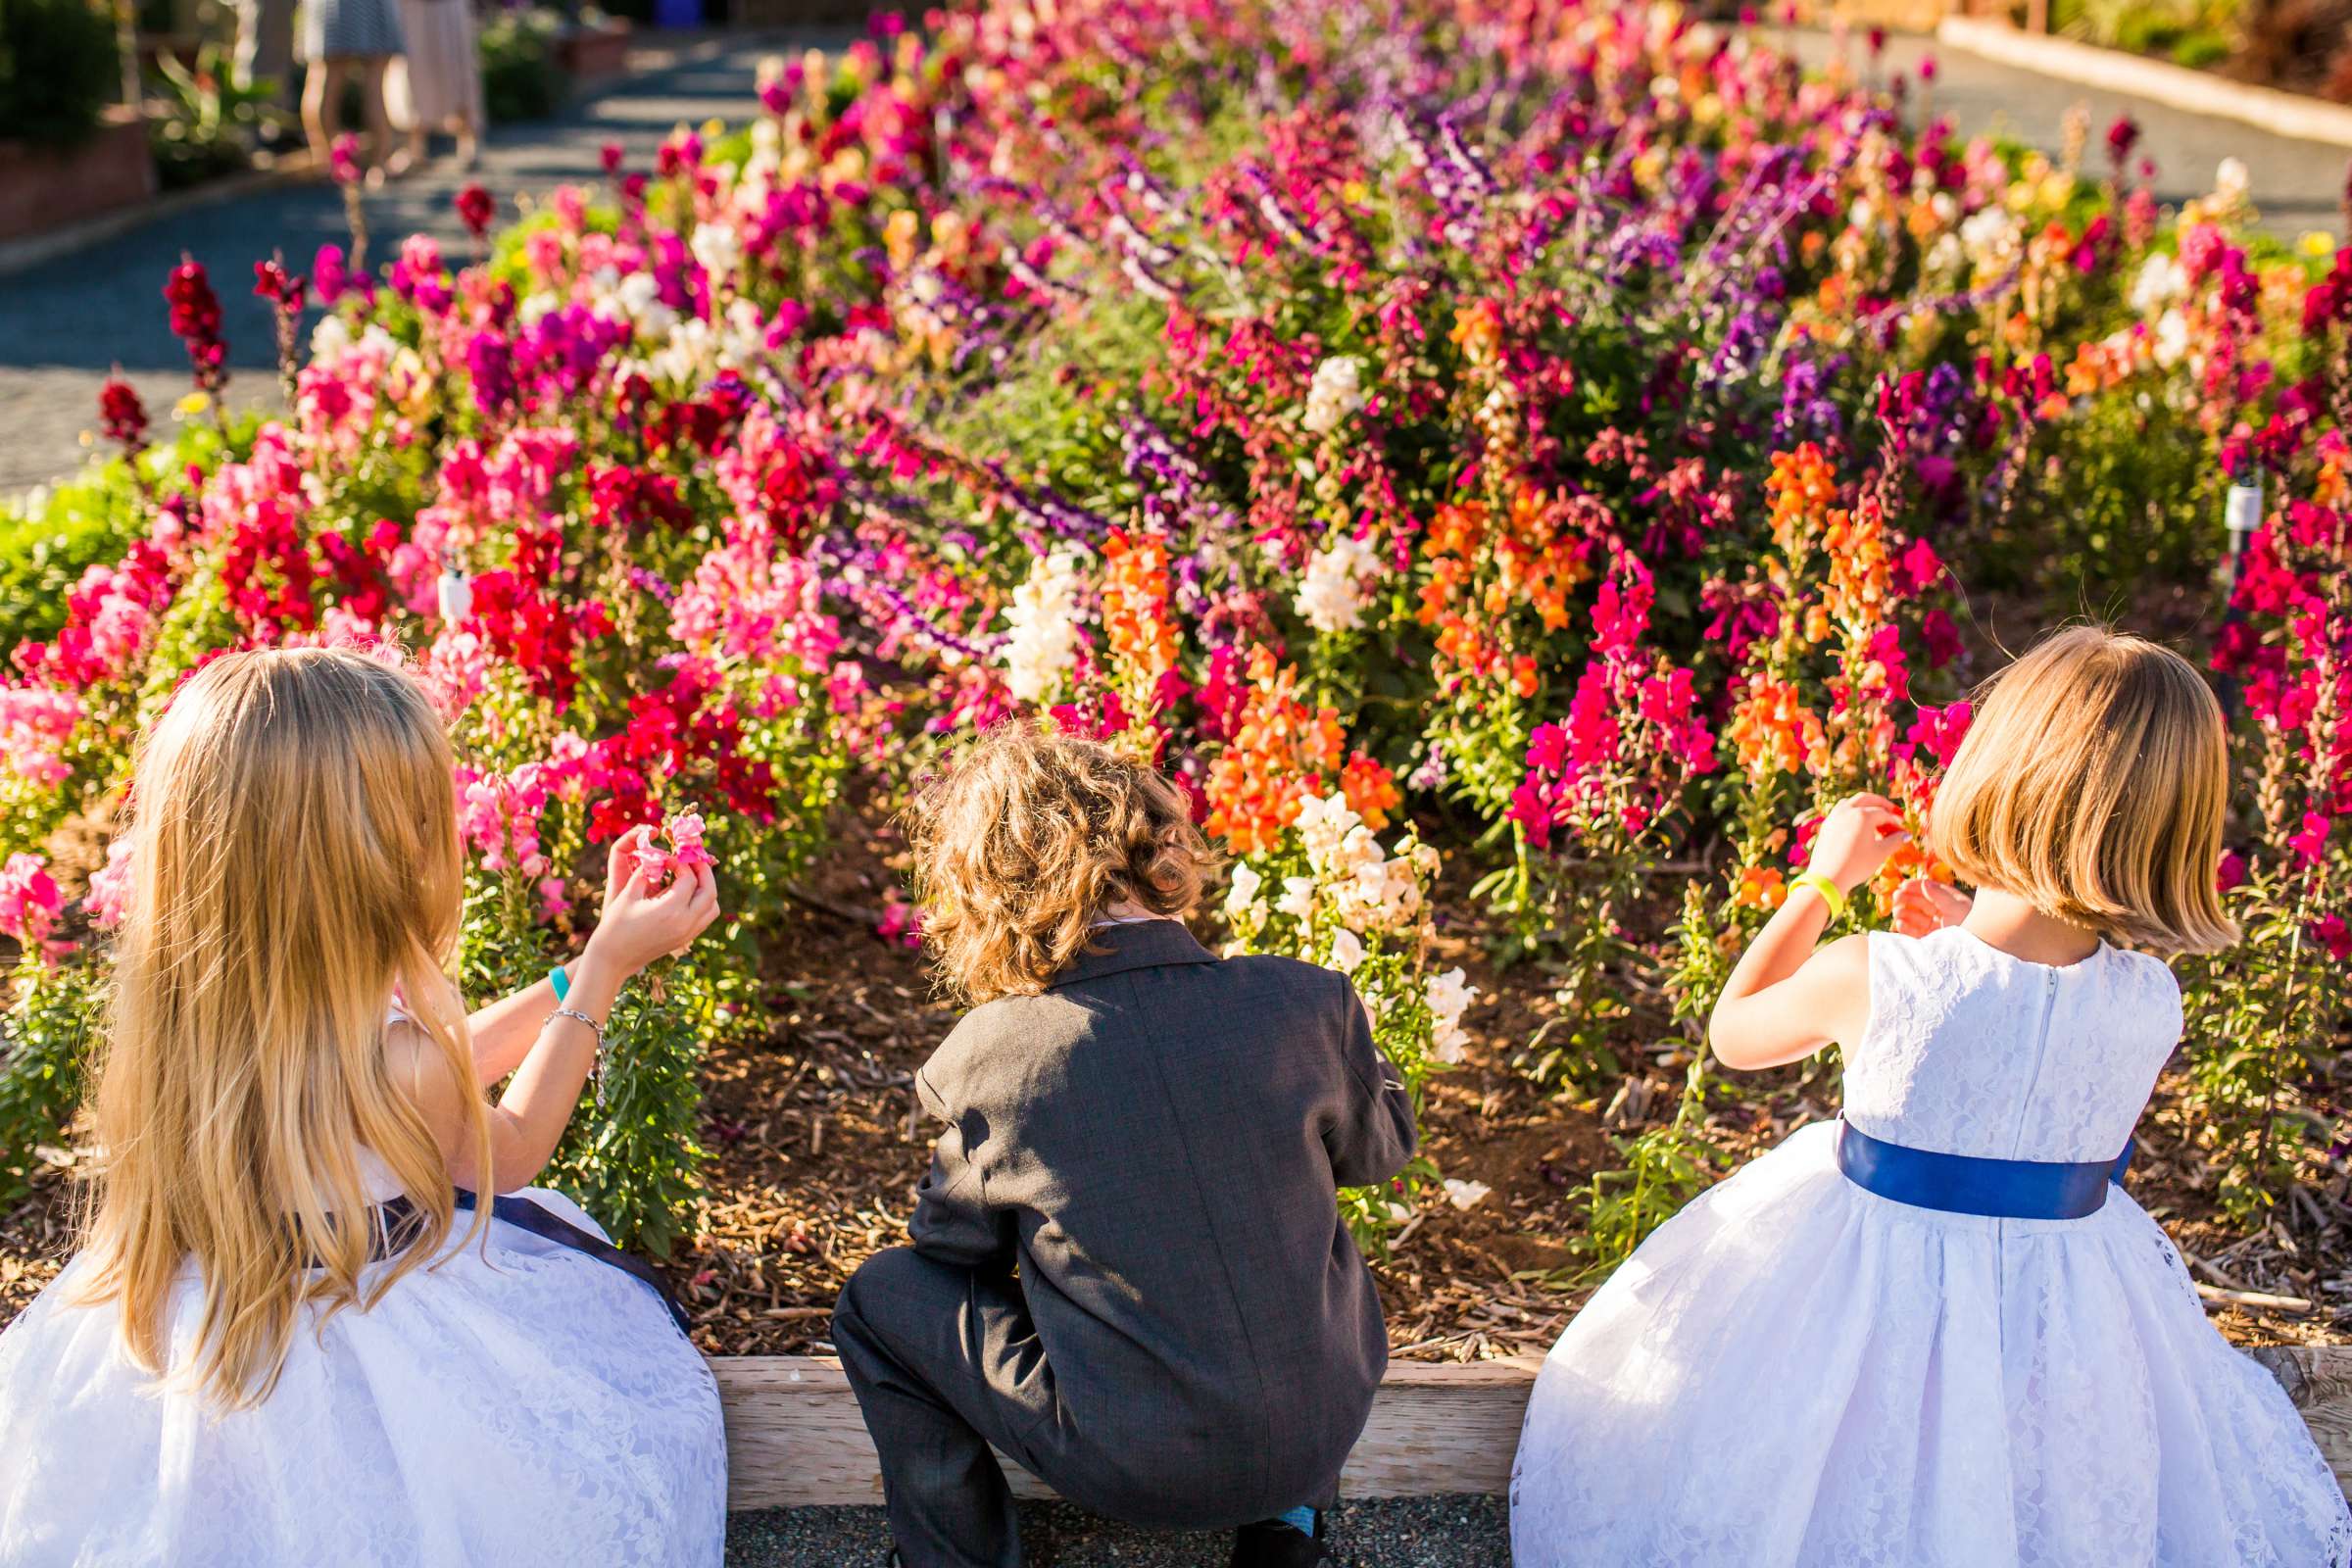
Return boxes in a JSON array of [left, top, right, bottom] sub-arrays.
[[546, 1006, 611, 1108]]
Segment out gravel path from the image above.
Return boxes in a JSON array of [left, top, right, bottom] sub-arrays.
[[723, 1497, 1512, 1567]]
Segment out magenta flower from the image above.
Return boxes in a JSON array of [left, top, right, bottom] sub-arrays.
[[665, 810, 715, 871], [84, 839, 134, 931], [0, 854, 63, 947]]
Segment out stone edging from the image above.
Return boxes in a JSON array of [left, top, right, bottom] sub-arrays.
[[1936, 17, 2352, 152]]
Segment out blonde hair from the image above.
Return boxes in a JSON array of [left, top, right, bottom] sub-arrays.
[[1929, 625, 2235, 956], [76, 647, 490, 1408], [909, 721, 1219, 1003]]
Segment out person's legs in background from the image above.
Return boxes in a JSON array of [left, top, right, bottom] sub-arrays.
[[359, 56, 395, 171], [301, 58, 351, 168]]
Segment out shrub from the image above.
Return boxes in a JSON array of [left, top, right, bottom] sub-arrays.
[[0, 0, 120, 149], [479, 9, 565, 123], [0, 469, 144, 656]]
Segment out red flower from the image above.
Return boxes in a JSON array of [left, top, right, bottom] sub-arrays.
[[455, 182, 497, 239], [97, 375, 148, 453], [163, 259, 227, 393]]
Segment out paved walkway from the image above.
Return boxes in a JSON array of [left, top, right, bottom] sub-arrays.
[[0, 29, 835, 496], [1794, 28, 2345, 238]]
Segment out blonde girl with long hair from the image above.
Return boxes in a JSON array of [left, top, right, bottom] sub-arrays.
[[1511, 627, 2352, 1568], [0, 647, 727, 1567]]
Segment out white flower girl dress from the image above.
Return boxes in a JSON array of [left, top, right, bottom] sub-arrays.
[[0, 1156, 725, 1566], [1511, 926, 2352, 1567]]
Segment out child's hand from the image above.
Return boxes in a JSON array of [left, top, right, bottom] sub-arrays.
[[584, 827, 721, 979], [1808, 794, 1910, 893], [1890, 875, 1972, 938]]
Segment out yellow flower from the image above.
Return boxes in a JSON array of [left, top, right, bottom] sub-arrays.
[[174, 391, 211, 418], [2303, 231, 2339, 260]]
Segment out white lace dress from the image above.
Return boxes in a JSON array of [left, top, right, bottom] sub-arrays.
[[0, 1160, 725, 1566], [1511, 926, 2352, 1568]]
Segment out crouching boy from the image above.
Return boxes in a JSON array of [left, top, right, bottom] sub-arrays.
[[833, 722, 1417, 1568]]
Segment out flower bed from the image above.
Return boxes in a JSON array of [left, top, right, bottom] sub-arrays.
[[0, 1, 2349, 1349]]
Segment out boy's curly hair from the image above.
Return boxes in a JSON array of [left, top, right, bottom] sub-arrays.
[[908, 720, 1222, 1004]]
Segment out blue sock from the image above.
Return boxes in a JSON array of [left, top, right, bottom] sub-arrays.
[[1276, 1505, 1317, 1537]]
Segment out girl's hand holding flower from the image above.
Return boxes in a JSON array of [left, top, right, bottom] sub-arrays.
[[1891, 876, 1973, 938], [1807, 794, 1911, 893], [586, 825, 722, 980]]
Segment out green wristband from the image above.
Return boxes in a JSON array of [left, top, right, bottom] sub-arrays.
[[1790, 870, 1847, 921]]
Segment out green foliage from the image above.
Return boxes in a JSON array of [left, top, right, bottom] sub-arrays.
[[1509, 849, 1646, 1088], [2054, 0, 2242, 61], [147, 38, 290, 191], [0, 0, 120, 149], [1574, 1057, 1720, 1281], [2182, 862, 2338, 1219], [545, 956, 720, 1261], [479, 10, 566, 124], [0, 463, 146, 655], [1985, 389, 2219, 607], [0, 959, 101, 1208]]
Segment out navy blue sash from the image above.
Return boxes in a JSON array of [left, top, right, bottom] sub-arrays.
[[1836, 1119, 2133, 1220], [374, 1191, 694, 1338]]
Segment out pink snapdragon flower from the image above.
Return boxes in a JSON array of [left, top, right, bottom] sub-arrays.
[[84, 838, 134, 930], [876, 891, 923, 949], [0, 854, 64, 947], [666, 810, 715, 870], [0, 688, 81, 789]]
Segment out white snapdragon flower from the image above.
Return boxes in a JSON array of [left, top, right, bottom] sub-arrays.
[[2152, 308, 2189, 369], [1301, 355, 1367, 434], [2215, 157, 2250, 202], [1000, 551, 1086, 704], [2129, 253, 2187, 318], [691, 220, 743, 284], [1426, 965, 1477, 1063], [1327, 927, 1366, 973], [1443, 1178, 1492, 1210], [1295, 791, 1362, 870], [1224, 862, 1264, 922], [1958, 208, 2019, 270], [613, 270, 678, 337], [1296, 530, 1379, 633], [308, 314, 354, 359], [648, 318, 717, 385], [1276, 875, 1317, 920]]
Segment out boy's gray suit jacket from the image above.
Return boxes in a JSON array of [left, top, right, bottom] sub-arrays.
[[910, 917, 1418, 1518]]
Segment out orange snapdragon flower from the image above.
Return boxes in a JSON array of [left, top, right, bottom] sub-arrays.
[[1728, 671, 1828, 782]]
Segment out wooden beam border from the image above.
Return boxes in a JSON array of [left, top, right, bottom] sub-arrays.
[[715, 1348, 2352, 1510]]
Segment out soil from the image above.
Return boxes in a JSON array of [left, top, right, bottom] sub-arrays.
[[1, 803, 2343, 1359]]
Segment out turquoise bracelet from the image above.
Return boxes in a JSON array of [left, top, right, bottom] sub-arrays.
[[550, 964, 570, 1004]]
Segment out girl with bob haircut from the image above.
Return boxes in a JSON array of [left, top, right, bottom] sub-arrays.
[[836, 720, 1414, 1568], [1513, 626, 2350, 1567], [0, 647, 730, 1567]]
